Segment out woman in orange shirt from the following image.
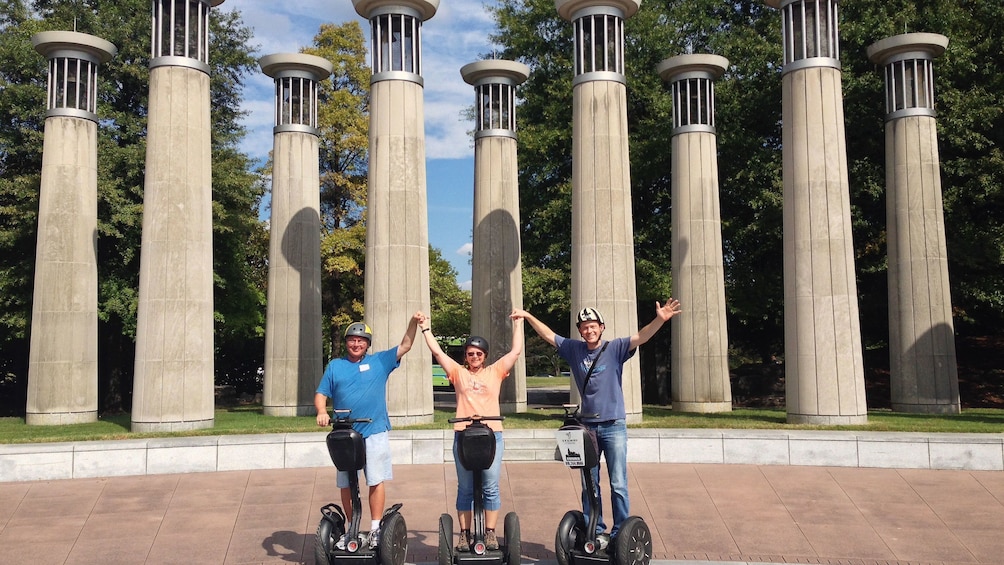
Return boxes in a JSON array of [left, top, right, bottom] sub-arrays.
[[418, 311, 524, 552]]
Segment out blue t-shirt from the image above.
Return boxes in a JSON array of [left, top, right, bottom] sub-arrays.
[[316, 347, 400, 438], [555, 335, 635, 422]]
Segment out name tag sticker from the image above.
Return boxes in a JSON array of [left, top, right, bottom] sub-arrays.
[[359, 364, 370, 372]]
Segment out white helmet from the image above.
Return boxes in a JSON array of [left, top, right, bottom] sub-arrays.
[[576, 307, 604, 326]]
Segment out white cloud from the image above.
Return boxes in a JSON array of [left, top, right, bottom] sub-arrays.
[[459, 280, 473, 291], [456, 242, 473, 257], [227, 1, 498, 163]]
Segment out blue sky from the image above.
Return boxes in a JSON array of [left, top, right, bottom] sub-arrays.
[[231, 1, 502, 289]]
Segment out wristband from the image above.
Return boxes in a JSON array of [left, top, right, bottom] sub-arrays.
[[421, 328, 430, 333]]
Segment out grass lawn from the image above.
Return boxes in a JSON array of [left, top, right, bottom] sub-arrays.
[[2, 403, 1002, 445]]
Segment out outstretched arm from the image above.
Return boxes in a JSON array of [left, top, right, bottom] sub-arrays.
[[418, 313, 461, 373], [493, 316, 526, 373], [629, 299, 682, 349], [510, 308, 557, 347], [396, 311, 423, 361]]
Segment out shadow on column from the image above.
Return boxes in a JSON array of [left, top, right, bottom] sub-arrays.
[[280, 205, 322, 412]]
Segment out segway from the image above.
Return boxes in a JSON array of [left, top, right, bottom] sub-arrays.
[[438, 415, 520, 565], [315, 409, 408, 565], [553, 404, 651, 565]]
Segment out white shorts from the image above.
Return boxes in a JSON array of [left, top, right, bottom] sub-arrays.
[[336, 431, 393, 488]]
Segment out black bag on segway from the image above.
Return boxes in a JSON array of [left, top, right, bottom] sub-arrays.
[[325, 427, 366, 472], [554, 424, 599, 468], [458, 422, 496, 471]]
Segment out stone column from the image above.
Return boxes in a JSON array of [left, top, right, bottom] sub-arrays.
[[354, 0, 438, 425], [259, 54, 332, 417], [557, 0, 643, 422], [766, 0, 867, 424], [26, 32, 116, 425], [461, 60, 531, 414], [657, 54, 732, 413], [132, 0, 224, 432], [866, 33, 959, 414]]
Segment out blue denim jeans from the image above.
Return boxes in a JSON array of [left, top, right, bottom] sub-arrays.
[[580, 420, 628, 536], [454, 431, 504, 511]]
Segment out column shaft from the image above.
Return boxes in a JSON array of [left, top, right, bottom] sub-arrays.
[[886, 116, 959, 413], [132, 66, 215, 432], [571, 79, 642, 422], [366, 79, 433, 425], [670, 131, 731, 412], [263, 131, 323, 416], [26, 117, 99, 425], [471, 136, 527, 413], [781, 66, 867, 424]]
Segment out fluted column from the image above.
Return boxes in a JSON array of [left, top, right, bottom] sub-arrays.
[[766, 0, 867, 424], [26, 32, 116, 425], [132, 0, 224, 432], [259, 54, 332, 417], [867, 33, 959, 414], [461, 60, 530, 414], [657, 54, 732, 413], [557, 0, 643, 422], [354, 0, 438, 425]]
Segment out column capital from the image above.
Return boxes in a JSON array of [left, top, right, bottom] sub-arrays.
[[31, 31, 117, 63], [353, 0, 439, 21], [657, 54, 728, 82], [460, 60, 530, 86], [259, 53, 333, 80], [867, 32, 948, 65], [556, 0, 639, 21]]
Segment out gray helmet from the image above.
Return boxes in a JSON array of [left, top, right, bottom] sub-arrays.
[[344, 322, 372, 342], [576, 307, 604, 326], [465, 335, 489, 356]]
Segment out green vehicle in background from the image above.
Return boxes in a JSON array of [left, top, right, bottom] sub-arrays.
[[432, 337, 464, 390], [432, 364, 451, 389]]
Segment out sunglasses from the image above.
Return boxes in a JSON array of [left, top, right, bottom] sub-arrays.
[[466, 351, 485, 358]]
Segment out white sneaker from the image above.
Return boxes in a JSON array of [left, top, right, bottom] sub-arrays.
[[596, 533, 610, 551], [335, 533, 351, 550], [368, 528, 381, 549]]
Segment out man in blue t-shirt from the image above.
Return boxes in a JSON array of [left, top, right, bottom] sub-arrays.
[[512, 300, 681, 547], [314, 312, 423, 549]]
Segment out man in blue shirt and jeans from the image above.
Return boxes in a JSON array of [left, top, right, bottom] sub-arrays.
[[512, 300, 681, 549]]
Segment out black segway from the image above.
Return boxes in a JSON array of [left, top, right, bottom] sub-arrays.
[[315, 409, 408, 565], [553, 404, 651, 565], [438, 415, 520, 565]]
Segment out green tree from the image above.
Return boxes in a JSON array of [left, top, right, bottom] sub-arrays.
[[491, 0, 1004, 402], [429, 247, 471, 339], [305, 22, 371, 358], [0, 0, 263, 415]]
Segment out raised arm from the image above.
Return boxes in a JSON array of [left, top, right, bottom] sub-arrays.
[[493, 316, 525, 373], [396, 311, 423, 361], [417, 313, 461, 373], [629, 299, 682, 349], [510, 308, 557, 347]]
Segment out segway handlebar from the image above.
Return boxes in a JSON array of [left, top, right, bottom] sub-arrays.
[[557, 404, 599, 421], [329, 409, 372, 427], [448, 414, 505, 424]]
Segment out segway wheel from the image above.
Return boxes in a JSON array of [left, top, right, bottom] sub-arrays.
[[503, 511, 520, 565], [555, 510, 585, 565], [438, 513, 454, 565], [379, 511, 408, 565], [613, 517, 651, 565], [315, 517, 342, 565]]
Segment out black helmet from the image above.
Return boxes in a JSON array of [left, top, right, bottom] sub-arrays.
[[344, 322, 372, 342], [576, 307, 604, 326], [465, 335, 489, 356]]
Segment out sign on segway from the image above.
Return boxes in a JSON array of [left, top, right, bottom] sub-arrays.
[[555, 429, 588, 467]]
